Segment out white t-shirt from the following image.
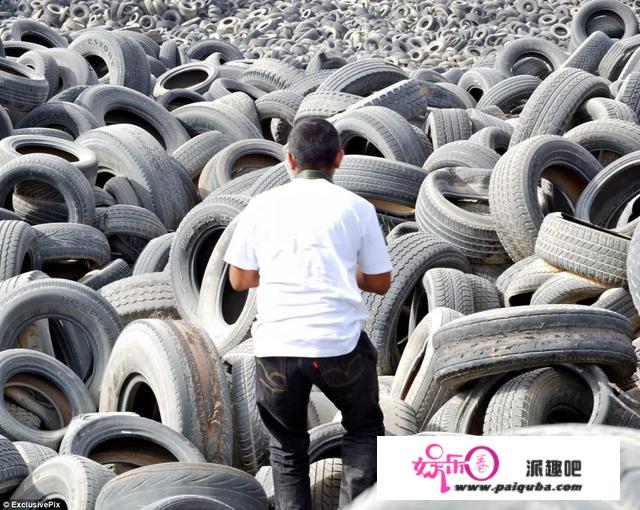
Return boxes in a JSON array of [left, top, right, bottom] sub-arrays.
[[223, 177, 393, 358]]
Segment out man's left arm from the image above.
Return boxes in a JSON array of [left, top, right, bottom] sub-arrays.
[[223, 211, 260, 291]]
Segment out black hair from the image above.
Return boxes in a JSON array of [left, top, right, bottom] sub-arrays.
[[288, 118, 341, 171]]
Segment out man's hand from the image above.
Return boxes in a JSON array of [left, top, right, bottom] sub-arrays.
[[229, 265, 260, 291], [356, 266, 391, 295]]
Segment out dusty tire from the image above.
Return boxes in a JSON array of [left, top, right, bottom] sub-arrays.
[[10, 455, 113, 508], [99, 319, 232, 464], [95, 463, 269, 510], [432, 305, 637, 387]]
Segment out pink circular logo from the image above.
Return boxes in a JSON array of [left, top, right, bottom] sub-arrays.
[[464, 445, 500, 481]]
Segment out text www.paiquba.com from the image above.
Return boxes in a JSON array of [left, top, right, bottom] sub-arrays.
[[454, 483, 583, 494]]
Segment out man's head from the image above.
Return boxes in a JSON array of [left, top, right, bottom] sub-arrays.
[[286, 118, 344, 175]]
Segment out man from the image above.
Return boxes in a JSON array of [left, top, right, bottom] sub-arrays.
[[224, 118, 392, 509]]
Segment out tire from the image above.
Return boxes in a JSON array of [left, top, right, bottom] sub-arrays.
[[333, 106, 429, 166], [561, 31, 613, 74], [497, 256, 561, 307], [431, 305, 637, 387], [13, 442, 57, 472], [458, 68, 506, 101], [69, 30, 151, 95], [467, 274, 502, 311], [99, 272, 179, 325], [197, 217, 258, 355], [576, 150, 640, 228], [287, 70, 335, 96], [0, 134, 99, 195], [468, 127, 511, 154], [198, 139, 284, 194], [173, 102, 262, 142], [0, 278, 121, 399], [600, 35, 640, 81], [509, 68, 611, 147], [79, 259, 131, 291], [159, 40, 179, 69], [0, 220, 41, 280], [240, 58, 304, 93], [141, 496, 235, 509], [207, 78, 267, 101], [495, 37, 567, 79], [482, 365, 608, 432], [416, 82, 473, 110], [364, 232, 470, 375], [18, 101, 100, 138], [333, 156, 426, 217], [230, 356, 269, 474], [294, 91, 361, 123], [593, 288, 640, 333], [10, 455, 112, 508], [345, 79, 428, 120], [0, 57, 49, 114], [363, 233, 471, 375], [0, 107, 11, 140], [422, 141, 500, 173], [627, 224, 640, 319], [172, 131, 232, 181], [310, 458, 341, 510], [416, 167, 508, 263], [255, 90, 303, 134], [17, 50, 59, 100], [75, 84, 190, 153], [95, 463, 268, 510], [579, 97, 638, 124], [247, 163, 290, 196], [476, 75, 541, 114], [77, 124, 194, 230], [0, 349, 95, 448], [9, 20, 66, 48], [489, 135, 602, 261], [425, 376, 507, 434], [421, 268, 474, 315], [564, 120, 640, 165], [392, 308, 464, 427], [98, 319, 231, 464], [316, 59, 406, 96], [425, 108, 472, 151], [169, 196, 247, 324], [157, 88, 206, 111], [102, 176, 141, 207], [11, 127, 73, 140], [378, 396, 419, 436], [535, 213, 629, 286], [530, 272, 608, 305], [186, 40, 244, 62], [59, 412, 205, 467], [94, 205, 167, 263], [0, 436, 29, 494], [133, 232, 174, 275], [154, 61, 220, 97], [571, 1, 639, 46], [46, 49, 97, 93], [616, 72, 640, 116], [32, 223, 110, 268]]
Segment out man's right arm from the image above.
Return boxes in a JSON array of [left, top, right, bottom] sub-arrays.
[[356, 204, 394, 295], [356, 265, 391, 295]]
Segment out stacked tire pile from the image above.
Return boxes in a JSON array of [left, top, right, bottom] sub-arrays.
[[1, 0, 640, 68], [0, 0, 639, 508]]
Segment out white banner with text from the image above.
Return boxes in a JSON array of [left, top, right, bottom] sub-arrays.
[[377, 436, 620, 501]]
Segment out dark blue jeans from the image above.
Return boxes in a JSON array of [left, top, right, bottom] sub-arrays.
[[255, 331, 384, 510]]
